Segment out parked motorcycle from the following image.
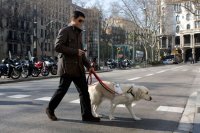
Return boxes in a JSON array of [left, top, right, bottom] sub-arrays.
[[32, 60, 49, 77], [20, 60, 30, 78], [106, 59, 117, 69], [44, 58, 57, 75], [0, 58, 21, 79]]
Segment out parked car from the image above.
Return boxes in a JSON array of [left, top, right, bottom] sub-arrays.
[[162, 55, 179, 64], [162, 59, 174, 64]]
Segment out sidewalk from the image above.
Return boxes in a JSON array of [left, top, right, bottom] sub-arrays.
[[174, 71, 200, 133], [0, 68, 112, 84]]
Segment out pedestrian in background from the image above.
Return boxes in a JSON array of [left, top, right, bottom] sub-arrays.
[[46, 11, 100, 122]]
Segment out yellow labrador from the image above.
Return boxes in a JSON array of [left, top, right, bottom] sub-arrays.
[[88, 81, 152, 120]]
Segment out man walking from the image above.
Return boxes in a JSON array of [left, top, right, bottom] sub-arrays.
[[46, 11, 100, 122]]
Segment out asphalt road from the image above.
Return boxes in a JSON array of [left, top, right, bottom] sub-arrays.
[[0, 64, 199, 133]]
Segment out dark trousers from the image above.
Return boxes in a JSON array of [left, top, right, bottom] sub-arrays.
[[47, 74, 92, 117]]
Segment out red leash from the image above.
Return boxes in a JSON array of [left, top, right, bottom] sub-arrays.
[[87, 70, 119, 95]]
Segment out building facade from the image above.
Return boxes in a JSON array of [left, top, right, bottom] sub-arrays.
[[157, 0, 176, 57], [0, 0, 71, 60], [159, 0, 200, 62], [173, 1, 200, 62], [71, 4, 101, 60]]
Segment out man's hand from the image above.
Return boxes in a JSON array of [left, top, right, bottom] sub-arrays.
[[89, 67, 95, 73], [78, 49, 85, 56]]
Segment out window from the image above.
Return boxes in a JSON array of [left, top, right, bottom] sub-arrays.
[[41, 17, 44, 25], [195, 10, 200, 19], [174, 4, 181, 12], [21, 33, 24, 41], [185, 2, 192, 11], [48, 43, 51, 51], [45, 43, 47, 51], [176, 15, 180, 23], [41, 29, 43, 37], [186, 13, 190, 21], [195, 21, 200, 28], [21, 21, 24, 29], [176, 26, 180, 33], [14, 44, 18, 54], [187, 24, 190, 29]]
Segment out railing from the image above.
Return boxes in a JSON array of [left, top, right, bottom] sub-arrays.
[[195, 43, 200, 46], [184, 43, 191, 46]]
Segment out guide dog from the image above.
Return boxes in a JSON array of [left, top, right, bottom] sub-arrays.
[[88, 81, 152, 120]]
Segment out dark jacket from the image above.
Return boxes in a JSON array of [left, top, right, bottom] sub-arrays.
[[55, 25, 91, 77]]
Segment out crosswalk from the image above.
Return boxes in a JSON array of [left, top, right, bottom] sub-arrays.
[[0, 93, 184, 114], [127, 66, 199, 81], [0, 65, 195, 115]]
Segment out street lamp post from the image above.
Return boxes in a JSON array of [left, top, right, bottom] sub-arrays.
[[33, 21, 37, 57], [97, 17, 100, 68]]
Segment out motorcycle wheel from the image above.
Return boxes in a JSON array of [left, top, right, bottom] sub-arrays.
[[51, 66, 57, 75], [41, 68, 49, 76], [21, 69, 29, 78], [32, 68, 40, 77], [11, 70, 21, 79]]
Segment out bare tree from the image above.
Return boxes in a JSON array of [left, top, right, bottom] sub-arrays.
[[166, 0, 200, 15], [115, 0, 160, 64]]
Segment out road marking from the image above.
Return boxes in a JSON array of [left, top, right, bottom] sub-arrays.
[[181, 69, 188, 72], [117, 103, 136, 108], [170, 66, 184, 71], [128, 77, 141, 81], [156, 106, 184, 113], [34, 97, 51, 101], [156, 70, 165, 74], [0, 93, 5, 96], [70, 99, 136, 108], [199, 68, 200, 73], [8, 94, 31, 99], [145, 74, 154, 77], [70, 99, 80, 104]]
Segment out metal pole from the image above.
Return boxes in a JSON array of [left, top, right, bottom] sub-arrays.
[[97, 18, 100, 67]]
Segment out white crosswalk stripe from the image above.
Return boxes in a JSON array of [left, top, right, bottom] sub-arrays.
[[0, 93, 5, 96], [145, 74, 154, 77], [70, 99, 80, 103], [117, 103, 136, 108], [128, 77, 141, 81], [156, 106, 184, 113], [34, 97, 52, 101], [156, 70, 166, 74], [7, 94, 31, 99]]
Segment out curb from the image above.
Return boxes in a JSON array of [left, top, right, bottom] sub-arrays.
[[0, 70, 112, 84], [193, 91, 200, 133], [173, 92, 196, 133]]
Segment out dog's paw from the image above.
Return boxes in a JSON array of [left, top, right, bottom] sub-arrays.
[[109, 116, 115, 120], [133, 117, 141, 121], [95, 114, 103, 118]]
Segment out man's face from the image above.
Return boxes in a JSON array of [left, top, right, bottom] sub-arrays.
[[73, 16, 85, 29]]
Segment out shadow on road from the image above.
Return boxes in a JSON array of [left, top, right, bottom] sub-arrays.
[[59, 117, 182, 132]]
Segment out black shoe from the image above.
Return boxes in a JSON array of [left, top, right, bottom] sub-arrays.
[[82, 115, 100, 122], [46, 108, 58, 121]]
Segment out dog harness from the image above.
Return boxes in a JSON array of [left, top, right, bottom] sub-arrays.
[[127, 87, 135, 97], [87, 70, 135, 97]]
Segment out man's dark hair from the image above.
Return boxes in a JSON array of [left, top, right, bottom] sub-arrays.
[[72, 11, 85, 19]]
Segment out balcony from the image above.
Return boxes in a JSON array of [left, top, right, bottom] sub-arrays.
[[184, 43, 191, 47], [195, 43, 200, 46]]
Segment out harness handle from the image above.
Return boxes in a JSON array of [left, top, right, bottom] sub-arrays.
[[87, 70, 119, 95]]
